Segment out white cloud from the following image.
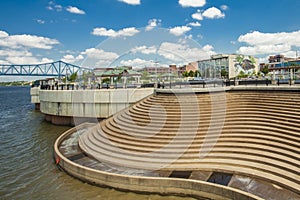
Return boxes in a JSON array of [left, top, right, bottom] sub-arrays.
[[258, 57, 268, 64], [54, 5, 63, 11], [0, 60, 8, 64], [41, 58, 54, 63], [5, 56, 54, 65], [188, 21, 201, 27], [0, 30, 59, 49], [0, 30, 9, 38], [158, 42, 214, 62], [238, 30, 300, 46], [36, 19, 45, 24], [237, 30, 300, 55], [47, 2, 62, 11], [61, 54, 84, 63], [61, 48, 119, 67], [202, 7, 225, 19], [0, 30, 57, 65], [92, 27, 139, 37], [120, 58, 149, 67], [81, 48, 119, 60], [0, 49, 32, 57], [66, 6, 85, 15], [282, 51, 299, 58], [179, 0, 206, 7], [146, 19, 161, 31], [131, 45, 157, 54], [237, 44, 291, 55], [118, 0, 141, 5], [220, 5, 228, 11], [191, 10, 203, 21], [169, 26, 191, 36]]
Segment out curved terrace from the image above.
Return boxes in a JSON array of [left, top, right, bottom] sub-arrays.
[[54, 87, 300, 200]]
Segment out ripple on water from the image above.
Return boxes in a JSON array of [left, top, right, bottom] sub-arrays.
[[0, 87, 195, 200]]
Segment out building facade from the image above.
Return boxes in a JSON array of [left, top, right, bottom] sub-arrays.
[[197, 54, 259, 79], [265, 55, 300, 79]]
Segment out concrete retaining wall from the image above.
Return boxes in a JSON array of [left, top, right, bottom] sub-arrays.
[[38, 88, 153, 125], [30, 87, 40, 103], [53, 125, 262, 200]]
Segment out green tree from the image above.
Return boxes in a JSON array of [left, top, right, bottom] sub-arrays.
[[261, 66, 269, 75], [182, 71, 189, 77], [194, 70, 201, 77], [102, 78, 110, 84], [237, 71, 248, 79], [141, 70, 149, 80], [188, 70, 195, 77], [221, 69, 228, 78], [68, 72, 78, 82]]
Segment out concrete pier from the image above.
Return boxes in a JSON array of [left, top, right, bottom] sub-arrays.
[[53, 87, 300, 199], [30, 87, 40, 110], [33, 88, 153, 125]]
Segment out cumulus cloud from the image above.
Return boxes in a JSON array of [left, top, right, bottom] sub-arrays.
[[0, 30, 57, 65], [60, 48, 120, 67], [41, 58, 54, 63], [191, 10, 203, 21], [0, 49, 32, 57], [120, 58, 149, 67], [61, 54, 84, 63], [5, 56, 54, 65], [81, 48, 119, 67], [0, 30, 9, 38], [66, 6, 85, 15], [238, 30, 300, 46], [237, 30, 300, 55], [131, 45, 157, 54], [187, 22, 201, 27], [0, 30, 59, 49], [179, 0, 206, 7], [118, 0, 141, 5], [146, 19, 161, 31], [169, 26, 191, 36], [81, 48, 119, 60], [237, 44, 291, 55], [202, 7, 225, 19], [92, 27, 139, 37], [158, 42, 215, 62]]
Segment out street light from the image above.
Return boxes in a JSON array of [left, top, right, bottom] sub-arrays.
[[151, 60, 160, 84]]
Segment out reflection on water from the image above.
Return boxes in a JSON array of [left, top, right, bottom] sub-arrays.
[[0, 86, 194, 200]]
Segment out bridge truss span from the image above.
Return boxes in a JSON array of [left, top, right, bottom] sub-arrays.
[[0, 60, 91, 77]]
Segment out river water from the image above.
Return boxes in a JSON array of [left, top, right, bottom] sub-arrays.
[[0, 86, 194, 200]]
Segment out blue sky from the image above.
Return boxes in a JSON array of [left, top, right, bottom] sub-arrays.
[[0, 0, 300, 72]]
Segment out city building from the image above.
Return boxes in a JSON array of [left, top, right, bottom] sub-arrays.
[[178, 61, 198, 77], [264, 55, 300, 79], [138, 65, 177, 74], [197, 54, 259, 79]]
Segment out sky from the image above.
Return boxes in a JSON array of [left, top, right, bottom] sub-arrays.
[[1, 0, 300, 80]]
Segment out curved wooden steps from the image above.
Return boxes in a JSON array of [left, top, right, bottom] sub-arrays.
[[78, 91, 300, 196]]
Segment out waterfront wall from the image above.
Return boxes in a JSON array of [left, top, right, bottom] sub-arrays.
[[38, 88, 153, 125], [54, 124, 262, 200], [30, 87, 40, 110]]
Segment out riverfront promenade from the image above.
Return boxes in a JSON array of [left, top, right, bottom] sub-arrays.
[[53, 85, 300, 200]]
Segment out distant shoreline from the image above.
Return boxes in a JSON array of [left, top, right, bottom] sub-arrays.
[[0, 81, 31, 86]]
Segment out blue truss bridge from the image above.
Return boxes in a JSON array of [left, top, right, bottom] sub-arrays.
[[0, 60, 91, 77]]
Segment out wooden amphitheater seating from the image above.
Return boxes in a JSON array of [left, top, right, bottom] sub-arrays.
[[78, 91, 300, 196]]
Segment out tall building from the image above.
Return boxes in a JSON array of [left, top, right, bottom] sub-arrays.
[[197, 54, 259, 79]]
